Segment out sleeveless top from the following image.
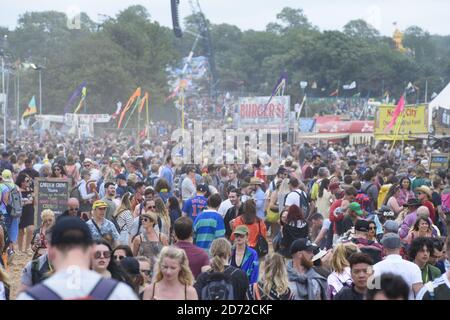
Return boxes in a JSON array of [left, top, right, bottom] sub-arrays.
[[151, 282, 187, 300], [138, 232, 163, 260]]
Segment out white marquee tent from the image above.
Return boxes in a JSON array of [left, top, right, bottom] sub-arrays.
[[429, 82, 450, 129]]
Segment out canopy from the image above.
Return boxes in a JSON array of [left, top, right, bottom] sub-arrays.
[[316, 120, 374, 134], [429, 82, 450, 129]]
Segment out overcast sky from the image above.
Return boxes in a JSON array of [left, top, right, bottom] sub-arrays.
[[2, 0, 450, 36]]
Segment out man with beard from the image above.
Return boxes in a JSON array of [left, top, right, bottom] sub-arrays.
[[287, 238, 328, 300], [101, 182, 118, 222], [223, 188, 244, 239]]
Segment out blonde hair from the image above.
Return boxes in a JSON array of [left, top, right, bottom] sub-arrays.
[[154, 246, 193, 286], [41, 209, 55, 221], [115, 192, 132, 218], [142, 211, 158, 226], [331, 243, 358, 273], [155, 198, 171, 232], [262, 253, 289, 297], [209, 238, 232, 272]]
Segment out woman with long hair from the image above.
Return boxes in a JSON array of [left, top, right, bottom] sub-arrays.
[[167, 196, 182, 240], [247, 252, 294, 300], [383, 184, 403, 215], [51, 164, 67, 178], [326, 243, 359, 299], [154, 178, 172, 204], [91, 240, 134, 288], [154, 197, 171, 241], [142, 246, 197, 300], [404, 217, 434, 246], [194, 238, 249, 300], [231, 199, 267, 250], [113, 193, 134, 245], [112, 245, 134, 263], [132, 211, 169, 259], [278, 205, 309, 258], [316, 178, 332, 219], [16, 174, 35, 254], [397, 177, 415, 207]]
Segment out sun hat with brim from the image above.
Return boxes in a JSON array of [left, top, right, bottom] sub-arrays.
[[1, 169, 12, 181], [415, 186, 432, 198], [233, 225, 249, 236], [249, 177, 262, 185], [92, 200, 108, 209], [402, 198, 422, 207], [348, 202, 364, 216]]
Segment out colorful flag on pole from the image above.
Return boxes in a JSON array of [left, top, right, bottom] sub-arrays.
[[118, 87, 141, 129], [384, 94, 405, 133], [296, 94, 307, 120], [63, 81, 86, 114], [263, 71, 287, 112], [22, 96, 37, 118], [73, 86, 87, 114], [139, 92, 149, 113], [112, 101, 122, 119]]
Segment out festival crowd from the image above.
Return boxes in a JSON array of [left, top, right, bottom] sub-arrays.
[[0, 129, 449, 300]]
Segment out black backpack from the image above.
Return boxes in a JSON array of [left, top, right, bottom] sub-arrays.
[[284, 191, 310, 217], [253, 220, 269, 258], [200, 268, 236, 300]]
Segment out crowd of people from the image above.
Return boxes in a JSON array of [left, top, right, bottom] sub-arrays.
[[0, 128, 449, 301]]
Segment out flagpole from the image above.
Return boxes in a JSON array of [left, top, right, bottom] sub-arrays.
[[390, 94, 406, 152], [16, 70, 19, 136], [146, 96, 150, 140], [337, 80, 340, 99], [424, 79, 428, 104]]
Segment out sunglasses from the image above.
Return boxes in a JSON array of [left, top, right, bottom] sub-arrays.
[[146, 205, 156, 210], [369, 227, 376, 230], [141, 217, 150, 222], [94, 250, 111, 259], [69, 207, 79, 211], [113, 255, 125, 261], [141, 269, 152, 276]]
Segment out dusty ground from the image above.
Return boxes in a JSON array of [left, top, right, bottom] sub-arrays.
[[6, 250, 33, 300]]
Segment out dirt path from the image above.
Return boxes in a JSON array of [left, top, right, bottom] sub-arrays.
[[6, 251, 32, 300]]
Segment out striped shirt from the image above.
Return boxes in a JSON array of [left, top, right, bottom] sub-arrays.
[[193, 210, 225, 250]]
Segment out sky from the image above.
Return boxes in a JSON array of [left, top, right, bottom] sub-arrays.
[[1, 0, 450, 36]]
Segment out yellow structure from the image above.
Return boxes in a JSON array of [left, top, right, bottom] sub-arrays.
[[393, 28, 406, 53], [375, 105, 428, 140]]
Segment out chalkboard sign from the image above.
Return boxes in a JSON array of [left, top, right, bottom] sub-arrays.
[[34, 178, 71, 226]]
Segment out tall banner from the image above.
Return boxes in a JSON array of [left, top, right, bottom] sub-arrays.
[[236, 96, 290, 131]]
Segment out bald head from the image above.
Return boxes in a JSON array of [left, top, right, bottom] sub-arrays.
[[67, 198, 80, 216]]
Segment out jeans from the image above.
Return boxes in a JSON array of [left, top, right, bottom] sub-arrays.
[[3, 214, 19, 243]]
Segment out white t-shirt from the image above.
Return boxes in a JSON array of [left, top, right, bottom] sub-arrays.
[[181, 177, 196, 201], [218, 199, 233, 218], [17, 269, 138, 300], [284, 189, 307, 208], [372, 254, 423, 300]]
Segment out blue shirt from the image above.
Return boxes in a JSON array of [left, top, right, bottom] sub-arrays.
[[193, 210, 225, 250], [87, 219, 120, 242], [253, 188, 266, 220], [160, 165, 173, 190], [182, 195, 208, 220]]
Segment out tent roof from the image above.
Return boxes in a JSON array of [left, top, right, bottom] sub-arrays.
[[430, 82, 450, 109]]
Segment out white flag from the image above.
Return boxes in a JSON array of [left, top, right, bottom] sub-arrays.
[[300, 81, 308, 89], [343, 81, 356, 90]]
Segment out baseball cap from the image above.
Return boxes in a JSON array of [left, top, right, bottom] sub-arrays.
[[197, 184, 208, 193], [120, 257, 140, 276], [380, 233, 401, 249], [348, 202, 364, 216], [355, 219, 370, 232], [383, 220, 399, 234], [51, 216, 93, 246], [116, 174, 126, 180], [92, 200, 108, 209], [290, 238, 316, 255], [233, 225, 249, 236]]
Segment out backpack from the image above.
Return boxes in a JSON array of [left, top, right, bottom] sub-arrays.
[[31, 256, 52, 285], [2, 184, 23, 218], [253, 220, 269, 258], [355, 184, 373, 213], [25, 277, 119, 300], [111, 214, 124, 234], [200, 268, 236, 300], [284, 190, 310, 217]]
